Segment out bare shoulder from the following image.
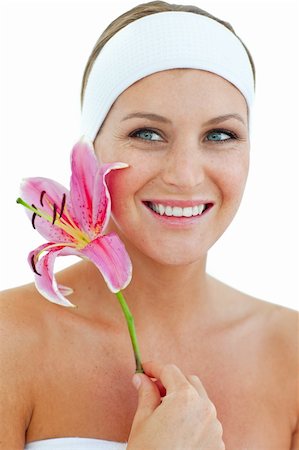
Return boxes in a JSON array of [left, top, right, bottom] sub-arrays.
[[213, 277, 299, 435], [258, 300, 299, 443], [232, 282, 297, 366], [209, 274, 298, 337], [209, 278, 298, 381], [0, 281, 72, 363], [241, 291, 298, 363], [0, 282, 48, 357], [263, 300, 298, 351], [258, 299, 298, 388], [0, 282, 50, 338], [0, 284, 49, 447]]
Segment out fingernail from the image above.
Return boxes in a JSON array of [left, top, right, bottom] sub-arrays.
[[132, 374, 141, 390]]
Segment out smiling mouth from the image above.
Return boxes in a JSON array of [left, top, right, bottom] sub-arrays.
[[144, 201, 211, 217]]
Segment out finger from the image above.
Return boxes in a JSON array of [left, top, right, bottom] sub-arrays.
[[142, 361, 190, 394], [186, 374, 209, 399], [131, 373, 161, 423], [154, 378, 166, 397]]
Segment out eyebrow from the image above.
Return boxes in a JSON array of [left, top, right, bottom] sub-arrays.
[[121, 112, 171, 123], [203, 113, 246, 126], [121, 112, 246, 126]]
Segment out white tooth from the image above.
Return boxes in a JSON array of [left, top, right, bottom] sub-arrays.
[[158, 204, 165, 215], [172, 206, 183, 217], [151, 203, 206, 217], [192, 206, 199, 216], [182, 207, 193, 217], [198, 204, 205, 214], [150, 203, 156, 212], [165, 206, 173, 216]]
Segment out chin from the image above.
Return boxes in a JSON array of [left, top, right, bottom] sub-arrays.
[[107, 217, 220, 267], [153, 253, 205, 267], [124, 237, 209, 268]]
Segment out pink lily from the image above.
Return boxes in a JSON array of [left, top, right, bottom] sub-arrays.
[[17, 138, 132, 308]]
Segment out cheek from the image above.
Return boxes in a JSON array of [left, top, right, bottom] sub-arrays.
[[106, 170, 129, 206], [217, 153, 249, 205], [105, 166, 149, 212], [105, 168, 147, 239]]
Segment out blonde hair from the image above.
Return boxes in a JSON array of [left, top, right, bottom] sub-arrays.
[[81, 1, 256, 106]]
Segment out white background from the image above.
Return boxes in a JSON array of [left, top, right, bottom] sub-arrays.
[[0, 0, 298, 310]]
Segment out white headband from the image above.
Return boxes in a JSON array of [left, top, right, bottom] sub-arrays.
[[81, 11, 255, 141]]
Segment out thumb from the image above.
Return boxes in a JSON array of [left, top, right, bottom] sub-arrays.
[[131, 373, 161, 423]]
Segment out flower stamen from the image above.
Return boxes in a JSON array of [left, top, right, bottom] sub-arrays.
[[52, 204, 57, 225], [17, 197, 84, 242], [31, 203, 41, 229], [40, 190, 46, 206], [30, 254, 42, 276], [59, 193, 66, 218], [31, 212, 37, 229]]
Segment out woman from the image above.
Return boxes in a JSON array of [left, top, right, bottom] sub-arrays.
[[0, 2, 298, 449]]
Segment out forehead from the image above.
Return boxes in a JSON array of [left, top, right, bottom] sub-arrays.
[[109, 69, 248, 120]]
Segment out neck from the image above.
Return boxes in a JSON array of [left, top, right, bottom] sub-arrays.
[[117, 242, 210, 334], [76, 232, 214, 338]]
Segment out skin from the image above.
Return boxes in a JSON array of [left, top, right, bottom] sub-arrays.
[[0, 69, 298, 449]]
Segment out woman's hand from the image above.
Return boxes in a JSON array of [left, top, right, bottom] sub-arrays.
[[127, 361, 225, 450]]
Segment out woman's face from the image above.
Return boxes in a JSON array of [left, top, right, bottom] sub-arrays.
[[94, 69, 249, 266]]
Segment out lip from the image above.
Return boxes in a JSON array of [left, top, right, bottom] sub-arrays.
[[142, 200, 213, 228], [143, 199, 212, 207]]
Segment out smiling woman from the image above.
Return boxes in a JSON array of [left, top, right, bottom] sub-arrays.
[[0, 1, 298, 450], [1, 1, 298, 306], [94, 69, 250, 268]]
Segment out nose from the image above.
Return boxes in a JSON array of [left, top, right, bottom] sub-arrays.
[[161, 139, 205, 191]]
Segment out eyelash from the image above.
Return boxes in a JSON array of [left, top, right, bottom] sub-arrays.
[[205, 128, 238, 143], [129, 128, 238, 144], [129, 128, 163, 143]]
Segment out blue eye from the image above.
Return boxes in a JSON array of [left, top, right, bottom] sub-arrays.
[[206, 129, 235, 142], [131, 128, 162, 142]]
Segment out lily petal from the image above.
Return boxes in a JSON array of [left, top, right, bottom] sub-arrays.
[[29, 244, 77, 307], [70, 139, 98, 235], [28, 233, 132, 306], [21, 177, 75, 243], [57, 284, 74, 296], [79, 233, 132, 293], [70, 138, 129, 237], [92, 162, 129, 235], [28, 242, 53, 275]]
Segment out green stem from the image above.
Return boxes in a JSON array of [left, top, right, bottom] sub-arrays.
[[115, 291, 144, 373]]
